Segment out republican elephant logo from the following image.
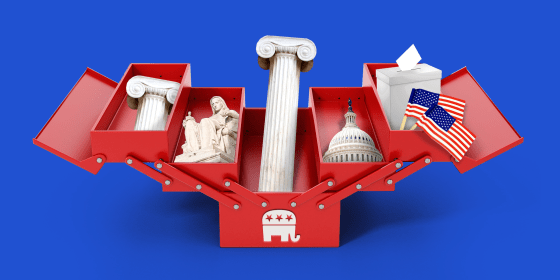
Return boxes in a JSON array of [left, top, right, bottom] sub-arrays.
[[262, 209, 300, 242]]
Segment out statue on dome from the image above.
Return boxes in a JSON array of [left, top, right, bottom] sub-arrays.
[[174, 96, 239, 163]]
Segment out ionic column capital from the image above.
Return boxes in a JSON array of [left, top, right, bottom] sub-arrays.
[[126, 76, 181, 109], [256, 36, 317, 71]]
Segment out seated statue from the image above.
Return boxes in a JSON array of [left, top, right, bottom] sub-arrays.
[[175, 96, 239, 163]]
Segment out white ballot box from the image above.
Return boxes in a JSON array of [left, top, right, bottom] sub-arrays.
[[376, 64, 441, 130]]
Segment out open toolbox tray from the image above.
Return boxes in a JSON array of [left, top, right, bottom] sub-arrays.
[[34, 63, 523, 247]]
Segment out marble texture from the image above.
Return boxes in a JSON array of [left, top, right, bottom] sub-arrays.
[[174, 96, 239, 163], [126, 75, 180, 131], [256, 36, 317, 192]]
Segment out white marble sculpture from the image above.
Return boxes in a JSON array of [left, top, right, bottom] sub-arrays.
[[126, 76, 181, 130], [323, 99, 383, 163], [174, 96, 239, 163], [256, 36, 317, 192]]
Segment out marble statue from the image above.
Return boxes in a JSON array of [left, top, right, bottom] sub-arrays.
[[174, 96, 239, 163], [256, 35, 317, 192], [126, 75, 181, 131]]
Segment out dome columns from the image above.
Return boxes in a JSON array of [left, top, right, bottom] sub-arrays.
[[322, 99, 384, 163]]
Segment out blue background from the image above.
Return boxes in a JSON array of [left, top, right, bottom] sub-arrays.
[[2, 0, 557, 279]]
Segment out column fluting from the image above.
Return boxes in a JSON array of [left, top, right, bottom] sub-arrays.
[[258, 52, 302, 192]]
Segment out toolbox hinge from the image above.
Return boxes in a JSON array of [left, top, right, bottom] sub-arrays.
[[316, 160, 403, 210], [288, 178, 336, 208], [153, 159, 242, 210], [126, 156, 173, 186], [315, 155, 432, 210], [222, 179, 269, 208], [385, 155, 432, 185]]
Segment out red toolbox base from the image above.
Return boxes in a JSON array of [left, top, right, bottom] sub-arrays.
[[220, 193, 340, 247]]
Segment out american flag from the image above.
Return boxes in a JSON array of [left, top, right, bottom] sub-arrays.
[[416, 105, 476, 161], [404, 89, 466, 122]]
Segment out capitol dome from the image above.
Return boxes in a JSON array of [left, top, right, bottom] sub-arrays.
[[323, 99, 383, 163]]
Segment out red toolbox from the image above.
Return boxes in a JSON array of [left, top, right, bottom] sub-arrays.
[[34, 63, 523, 247]]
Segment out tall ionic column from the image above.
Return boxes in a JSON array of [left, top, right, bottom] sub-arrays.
[[126, 76, 180, 130], [256, 36, 317, 192]]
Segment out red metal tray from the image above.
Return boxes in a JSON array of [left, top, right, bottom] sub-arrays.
[[164, 87, 245, 192], [33, 68, 117, 174], [361, 63, 523, 173], [91, 63, 192, 163]]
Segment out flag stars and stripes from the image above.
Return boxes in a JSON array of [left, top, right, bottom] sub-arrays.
[[405, 88, 466, 123], [416, 105, 476, 161], [429, 106, 455, 131], [411, 89, 440, 108]]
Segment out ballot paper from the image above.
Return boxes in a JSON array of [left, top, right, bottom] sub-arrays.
[[376, 63, 441, 130], [396, 44, 422, 71]]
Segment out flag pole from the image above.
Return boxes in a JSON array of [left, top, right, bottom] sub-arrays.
[[399, 116, 407, 130], [401, 88, 418, 130], [409, 123, 417, 130]]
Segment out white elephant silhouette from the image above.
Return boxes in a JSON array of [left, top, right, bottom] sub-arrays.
[[262, 209, 300, 242]]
